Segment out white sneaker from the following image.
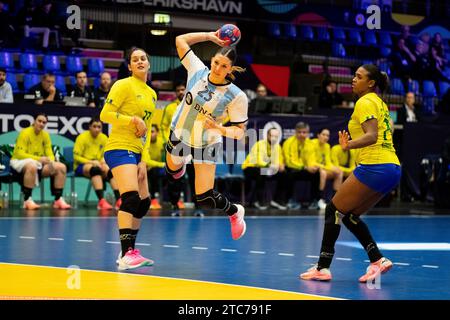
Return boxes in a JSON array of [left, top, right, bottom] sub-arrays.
[[270, 200, 287, 210], [23, 198, 41, 210], [254, 201, 268, 210], [318, 199, 327, 210], [229, 204, 246, 240]]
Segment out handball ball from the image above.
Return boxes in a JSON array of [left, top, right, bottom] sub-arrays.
[[218, 24, 241, 47]]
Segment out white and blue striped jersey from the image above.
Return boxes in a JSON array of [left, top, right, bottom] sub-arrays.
[[171, 50, 248, 148]]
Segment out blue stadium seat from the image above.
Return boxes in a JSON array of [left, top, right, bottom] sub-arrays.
[[333, 28, 346, 41], [423, 80, 437, 97], [378, 60, 391, 75], [87, 58, 104, 77], [5, 73, 18, 92], [268, 23, 281, 38], [348, 29, 362, 44], [364, 30, 377, 45], [43, 55, 61, 73], [408, 79, 420, 95], [0, 52, 14, 70], [299, 26, 314, 40], [390, 78, 405, 95], [439, 81, 450, 98], [380, 46, 391, 57], [55, 75, 67, 94], [316, 27, 330, 41], [66, 56, 83, 74], [284, 24, 297, 39], [20, 53, 39, 72], [23, 73, 41, 92], [379, 32, 392, 46], [331, 42, 346, 57]]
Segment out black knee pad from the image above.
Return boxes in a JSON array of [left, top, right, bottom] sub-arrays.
[[105, 169, 113, 181], [119, 191, 140, 215], [196, 189, 231, 211], [325, 202, 342, 225], [89, 166, 102, 177], [342, 213, 360, 227], [135, 197, 150, 219]]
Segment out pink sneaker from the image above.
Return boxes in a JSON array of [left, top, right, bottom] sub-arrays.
[[114, 198, 122, 210], [97, 198, 113, 210], [23, 198, 41, 210], [359, 257, 393, 283], [53, 197, 71, 209], [300, 264, 332, 281], [117, 249, 154, 271], [229, 204, 246, 240]]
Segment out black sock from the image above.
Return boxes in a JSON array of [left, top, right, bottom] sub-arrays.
[[131, 229, 138, 248], [54, 189, 62, 201], [226, 204, 238, 216], [317, 223, 341, 269], [342, 214, 383, 263], [95, 189, 104, 200], [22, 187, 32, 201], [114, 190, 120, 201], [119, 228, 135, 257]]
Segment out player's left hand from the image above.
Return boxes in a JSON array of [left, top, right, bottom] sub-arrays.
[[339, 130, 350, 151]]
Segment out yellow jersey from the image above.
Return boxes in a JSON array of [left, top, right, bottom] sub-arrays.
[[160, 99, 180, 142], [311, 138, 333, 170], [73, 131, 108, 170], [12, 126, 54, 161], [331, 144, 356, 176], [348, 92, 400, 165], [142, 136, 165, 169], [282, 136, 315, 170], [100, 76, 157, 154], [242, 139, 283, 170]]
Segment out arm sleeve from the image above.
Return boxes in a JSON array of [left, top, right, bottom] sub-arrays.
[[13, 132, 40, 161], [356, 98, 378, 124], [100, 81, 133, 126], [44, 133, 55, 161], [227, 93, 248, 125], [181, 50, 206, 77]]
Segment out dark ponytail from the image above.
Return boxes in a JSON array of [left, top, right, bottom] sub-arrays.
[[361, 64, 389, 93]]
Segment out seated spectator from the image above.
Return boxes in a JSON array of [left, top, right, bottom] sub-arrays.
[[10, 113, 71, 210], [390, 38, 416, 80], [31, 0, 60, 48], [412, 40, 431, 80], [397, 92, 421, 124], [399, 25, 416, 52], [142, 124, 166, 210], [331, 144, 356, 178], [318, 80, 346, 108], [255, 83, 268, 98], [28, 73, 64, 104], [429, 33, 450, 82], [16, 0, 51, 49], [73, 117, 121, 210], [311, 128, 343, 207], [281, 122, 322, 210], [0, 1, 15, 47], [94, 72, 112, 109], [242, 127, 286, 210], [0, 68, 14, 103], [68, 71, 96, 107]]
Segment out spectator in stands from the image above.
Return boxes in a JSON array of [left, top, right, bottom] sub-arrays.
[[331, 144, 356, 178], [28, 73, 64, 104], [429, 33, 449, 82], [16, 0, 51, 49], [242, 127, 286, 210], [397, 92, 421, 124], [412, 40, 431, 80], [10, 113, 71, 210], [282, 121, 322, 210], [69, 71, 96, 107], [142, 124, 165, 210], [311, 128, 343, 208], [73, 117, 121, 210], [0, 68, 14, 103], [390, 38, 416, 81], [399, 25, 416, 51], [31, 0, 60, 49], [419, 32, 431, 54], [256, 83, 268, 98], [0, 1, 15, 47], [94, 72, 112, 109], [319, 80, 346, 109]]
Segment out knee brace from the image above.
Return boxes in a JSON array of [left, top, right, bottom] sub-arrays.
[[196, 189, 231, 211], [325, 202, 344, 225], [119, 191, 140, 216], [89, 166, 102, 177], [135, 197, 150, 219]]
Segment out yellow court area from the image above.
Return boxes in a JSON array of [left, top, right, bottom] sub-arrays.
[[0, 263, 334, 300]]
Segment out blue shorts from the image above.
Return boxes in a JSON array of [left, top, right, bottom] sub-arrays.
[[353, 163, 401, 194], [75, 164, 84, 176], [104, 150, 142, 170]]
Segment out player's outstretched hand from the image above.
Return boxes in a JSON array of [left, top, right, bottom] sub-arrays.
[[339, 130, 350, 151]]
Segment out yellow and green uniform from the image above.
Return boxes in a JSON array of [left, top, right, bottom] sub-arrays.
[[12, 126, 54, 161], [100, 76, 157, 154], [331, 145, 356, 176], [73, 131, 108, 170], [348, 92, 400, 165], [142, 136, 165, 169], [311, 138, 333, 171], [160, 99, 180, 142], [242, 139, 283, 170], [281, 136, 315, 170]]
